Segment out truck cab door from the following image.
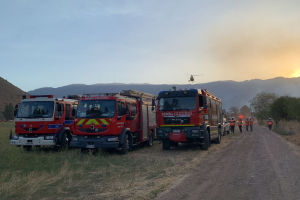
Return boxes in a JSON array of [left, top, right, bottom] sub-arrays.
[[116, 101, 126, 134]]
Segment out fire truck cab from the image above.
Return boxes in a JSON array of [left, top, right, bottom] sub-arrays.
[[70, 90, 156, 154], [10, 95, 79, 150], [155, 89, 223, 150]]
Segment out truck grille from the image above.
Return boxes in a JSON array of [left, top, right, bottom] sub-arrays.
[[164, 117, 190, 124], [78, 128, 108, 133]]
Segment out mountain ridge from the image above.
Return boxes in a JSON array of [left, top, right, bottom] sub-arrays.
[[28, 77, 300, 110]]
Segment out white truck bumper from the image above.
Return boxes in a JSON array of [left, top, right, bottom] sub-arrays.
[[10, 136, 55, 146]]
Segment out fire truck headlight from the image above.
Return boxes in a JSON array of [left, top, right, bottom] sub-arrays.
[[72, 136, 78, 141], [44, 135, 55, 140], [13, 135, 19, 140], [107, 137, 118, 142], [192, 130, 200, 133]]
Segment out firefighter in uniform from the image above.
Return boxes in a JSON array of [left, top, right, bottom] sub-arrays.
[[245, 118, 249, 131], [249, 117, 254, 131], [238, 118, 243, 133], [229, 117, 235, 133], [268, 118, 273, 130]]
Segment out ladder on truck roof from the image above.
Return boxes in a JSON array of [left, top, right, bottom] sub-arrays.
[[82, 93, 120, 97], [121, 90, 156, 100]]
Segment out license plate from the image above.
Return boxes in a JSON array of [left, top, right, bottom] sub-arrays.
[[26, 142, 33, 145], [86, 145, 95, 149], [173, 129, 181, 133]]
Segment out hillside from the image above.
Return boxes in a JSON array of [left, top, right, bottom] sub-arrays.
[[0, 77, 28, 114], [28, 77, 300, 110]]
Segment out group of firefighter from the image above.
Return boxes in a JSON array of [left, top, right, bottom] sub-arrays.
[[228, 117, 273, 133]]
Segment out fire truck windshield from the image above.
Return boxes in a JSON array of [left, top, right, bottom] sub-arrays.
[[76, 100, 116, 118], [159, 97, 197, 111], [17, 101, 54, 118]]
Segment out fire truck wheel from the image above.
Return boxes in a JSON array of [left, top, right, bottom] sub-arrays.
[[120, 134, 128, 154], [23, 145, 32, 151], [162, 139, 170, 150], [215, 128, 222, 144], [200, 131, 209, 150], [60, 132, 68, 149]]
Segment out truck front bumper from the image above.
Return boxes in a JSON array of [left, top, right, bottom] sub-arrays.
[[10, 136, 55, 146], [70, 136, 120, 149], [156, 127, 204, 140]]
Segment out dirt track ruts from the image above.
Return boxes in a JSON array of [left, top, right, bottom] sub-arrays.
[[155, 124, 300, 200]]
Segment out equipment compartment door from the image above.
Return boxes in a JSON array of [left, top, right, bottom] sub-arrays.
[[142, 105, 148, 140]]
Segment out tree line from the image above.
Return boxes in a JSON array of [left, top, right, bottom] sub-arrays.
[[249, 91, 300, 125]]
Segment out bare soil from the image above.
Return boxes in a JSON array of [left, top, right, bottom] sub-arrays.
[[155, 124, 300, 200]]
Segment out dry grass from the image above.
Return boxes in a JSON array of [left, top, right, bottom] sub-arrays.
[[0, 122, 238, 200], [261, 120, 300, 146]]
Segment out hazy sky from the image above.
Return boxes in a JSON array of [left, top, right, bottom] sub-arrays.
[[1, 0, 300, 92]]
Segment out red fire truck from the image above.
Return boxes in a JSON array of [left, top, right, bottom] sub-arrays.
[[70, 90, 157, 154], [155, 88, 223, 150], [10, 95, 79, 150]]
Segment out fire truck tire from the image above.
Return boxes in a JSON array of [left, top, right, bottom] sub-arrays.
[[120, 134, 128, 155], [60, 132, 68, 149], [215, 128, 221, 144], [162, 139, 170, 150], [200, 131, 209, 150], [23, 145, 32, 151]]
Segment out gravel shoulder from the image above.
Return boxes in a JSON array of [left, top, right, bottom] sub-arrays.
[[155, 124, 300, 200]]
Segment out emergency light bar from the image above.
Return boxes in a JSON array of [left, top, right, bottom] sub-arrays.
[[29, 95, 54, 98]]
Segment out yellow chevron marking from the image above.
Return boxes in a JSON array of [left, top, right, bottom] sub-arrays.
[[77, 119, 85, 125], [134, 113, 139, 120], [86, 119, 99, 125], [100, 119, 109, 125]]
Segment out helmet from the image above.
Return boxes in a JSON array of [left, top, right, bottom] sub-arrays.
[[269, 118, 271, 120]]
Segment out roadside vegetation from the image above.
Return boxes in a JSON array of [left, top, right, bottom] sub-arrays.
[[0, 122, 238, 200], [250, 92, 300, 146]]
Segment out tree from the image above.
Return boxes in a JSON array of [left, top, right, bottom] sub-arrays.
[[240, 105, 251, 117], [2, 103, 14, 120], [249, 92, 278, 120], [0, 112, 4, 121], [229, 106, 239, 118]]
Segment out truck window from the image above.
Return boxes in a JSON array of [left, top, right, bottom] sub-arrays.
[[126, 102, 130, 117], [72, 104, 77, 116], [117, 101, 124, 117], [65, 104, 70, 119], [199, 95, 203, 107], [55, 103, 64, 119], [131, 103, 137, 117]]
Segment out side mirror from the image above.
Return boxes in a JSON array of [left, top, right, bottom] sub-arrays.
[[14, 109, 18, 117], [152, 98, 155, 107], [15, 104, 19, 109]]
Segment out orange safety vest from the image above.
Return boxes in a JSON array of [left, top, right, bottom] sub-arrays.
[[268, 121, 273, 125], [245, 120, 249, 126], [250, 119, 254, 125], [229, 120, 235, 126], [238, 121, 243, 126]]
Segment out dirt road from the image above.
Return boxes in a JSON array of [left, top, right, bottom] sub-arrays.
[[155, 124, 300, 200]]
